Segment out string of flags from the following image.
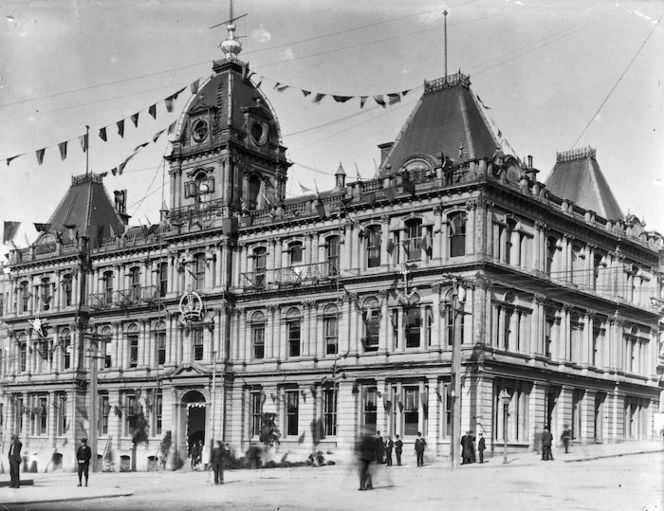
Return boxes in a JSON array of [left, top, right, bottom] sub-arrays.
[[1, 70, 423, 173], [473, 91, 519, 158]]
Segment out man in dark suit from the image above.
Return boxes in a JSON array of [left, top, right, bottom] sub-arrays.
[[541, 427, 554, 461], [210, 441, 226, 484], [461, 431, 473, 465], [384, 436, 394, 466], [375, 431, 384, 464], [76, 438, 92, 486], [414, 432, 426, 467], [477, 433, 486, 464], [8, 434, 22, 488], [394, 434, 403, 466]]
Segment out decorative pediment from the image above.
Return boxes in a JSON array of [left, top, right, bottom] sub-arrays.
[[170, 362, 211, 378]]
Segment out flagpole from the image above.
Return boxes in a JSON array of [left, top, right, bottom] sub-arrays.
[[443, 10, 448, 80], [85, 125, 90, 177]]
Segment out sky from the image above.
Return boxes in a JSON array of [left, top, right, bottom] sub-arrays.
[[1, 0, 663, 258]]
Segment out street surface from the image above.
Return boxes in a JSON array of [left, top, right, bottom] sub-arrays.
[[2, 450, 662, 511]]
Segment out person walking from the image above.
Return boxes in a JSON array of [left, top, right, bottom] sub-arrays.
[[394, 434, 403, 466], [561, 425, 572, 454], [384, 436, 394, 466], [76, 438, 92, 487], [355, 431, 376, 491], [477, 433, 486, 464], [211, 441, 225, 484], [541, 427, 554, 461], [414, 432, 426, 467], [8, 434, 22, 488]]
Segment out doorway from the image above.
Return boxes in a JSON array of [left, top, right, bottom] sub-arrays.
[[181, 390, 206, 457]]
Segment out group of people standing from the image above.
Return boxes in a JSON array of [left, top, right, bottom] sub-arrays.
[[461, 431, 486, 465]]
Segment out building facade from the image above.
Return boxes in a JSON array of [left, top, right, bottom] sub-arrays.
[[1, 26, 663, 472]]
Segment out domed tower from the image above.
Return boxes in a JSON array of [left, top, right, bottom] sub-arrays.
[[165, 15, 290, 224]]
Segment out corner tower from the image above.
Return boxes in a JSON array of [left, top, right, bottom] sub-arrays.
[[165, 16, 290, 223]]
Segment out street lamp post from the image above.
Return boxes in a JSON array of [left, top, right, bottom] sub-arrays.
[[499, 389, 511, 464]]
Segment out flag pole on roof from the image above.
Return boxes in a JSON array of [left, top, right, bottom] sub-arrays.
[[85, 125, 90, 177], [443, 10, 449, 81]]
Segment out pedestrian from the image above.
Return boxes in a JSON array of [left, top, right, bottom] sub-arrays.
[[394, 434, 403, 466], [414, 431, 426, 467], [461, 431, 473, 465], [8, 434, 22, 488], [541, 427, 554, 461], [477, 433, 486, 464], [76, 438, 92, 487], [470, 431, 477, 463], [561, 425, 572, 454], [375, 431, 385, 464], [355, 430, 376, 490], [211, 441, 225, 484], [385, 436, 394, 466]]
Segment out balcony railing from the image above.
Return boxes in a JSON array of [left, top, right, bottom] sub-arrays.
[[169, 198, 225, 226], [89, 285, 160, 310], [240, 262, 336, 290]]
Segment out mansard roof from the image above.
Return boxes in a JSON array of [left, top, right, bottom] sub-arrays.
[[545, 146, 624, 221], [46, 173, 125, 248], [379, 72, 499, 175]]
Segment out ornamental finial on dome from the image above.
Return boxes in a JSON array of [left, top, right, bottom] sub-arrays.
[[210, 0, 246, 60]]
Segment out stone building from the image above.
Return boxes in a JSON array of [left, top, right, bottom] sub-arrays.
[[1, 22, 662, 472]]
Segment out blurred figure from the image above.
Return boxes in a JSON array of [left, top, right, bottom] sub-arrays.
[[211, 441, 225, 484], [394, 434, 403, 466], [355, 430, 376, 490], [561, 425, 572, 454], [385, 436, 394, 466], [541, 427, 554, 461], [8, 434, 22, 488]]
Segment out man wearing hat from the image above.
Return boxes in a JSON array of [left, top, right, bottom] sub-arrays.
[[76, 438, 92, 486], [8, 434, 22, 488]]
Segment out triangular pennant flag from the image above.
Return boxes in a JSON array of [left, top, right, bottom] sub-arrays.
[[476, 95, 490, 109], [3, 221, 21, 244], [302, 90, 311, 97], [333, 95, 353, 103], [96, 127, 106, 142], [190, 79, 200, 95], [299, 183, 313, 195], [402, 89, 411, 96], [386, 238, 395, 254], [164, 96, 174, 113], [111, 167, 118, 176], [255, 79, 262, 89], [373, 95, 386, 107], [117, 119, 125, 138], [312, 93, 326, 103], [148, 104, 157, 119], [152, 129, 166, 143], [98, 172, 108, 178], [130, 113, 140, 127], [273, 82, 282, 89], [79, 133, 88, 153], [275, 84, 289, 92], [172, 86, 186, 99], [36, 148, 46, 165], [6, 155, 21, 166], [58, 141, 68, 161], [387, 93, 401, 105], [134, 142, 149, 152], [359, 96, 368, 108], [118, 161, 127, 175], [167, 121, 177, 134]]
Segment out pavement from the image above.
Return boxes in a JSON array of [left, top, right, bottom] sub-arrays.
[[1, 440, 662, 508]]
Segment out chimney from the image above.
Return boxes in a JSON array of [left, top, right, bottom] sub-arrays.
[[527, 155, 533, 168], [377, 142, 393, 167]]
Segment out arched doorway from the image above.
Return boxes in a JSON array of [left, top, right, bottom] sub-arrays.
[[182, 390, 206, 457]]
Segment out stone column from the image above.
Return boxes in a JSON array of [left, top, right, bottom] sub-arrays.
[[379, 291, 389, 354], [432, 284, 442, 350]]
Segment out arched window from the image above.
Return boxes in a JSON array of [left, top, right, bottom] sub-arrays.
[[404, 219, 422, 262], [362, 297, 381, 352], [365, 225, 381, 268], [286, 308, 301, 358], [251, 312, 266, 359], [449, 212, 466, 257]]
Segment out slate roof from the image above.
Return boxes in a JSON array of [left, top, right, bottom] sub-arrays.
[[545, 146, 624, 220], [46, 173, 125, 247], [379, 73, 498, 174]]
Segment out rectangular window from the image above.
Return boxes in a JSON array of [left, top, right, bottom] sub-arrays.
[[442, 383, 452, 438], [194, 255, 205, 290], [285, 391, 299, 436], [20, 343, 27, 372], [41, 279, 51, 310], [251, 392, 262, 437], [404, 221, 422, 262], [425, 306, 433, 347], [32, 396, 48, 436], [63, 275, 73, 306], [404, 307, 421, 348], [21, 282, 30, 312], [323, 387, 338, 436], [124, 394, 137, 436], [403, 387, 420, 436], [104, 272, 114, 305], [324, 317, 338, 355], [449, 213, 466, 257], [363, 387, 378, 434], [103, 340, 112, 369], [154, 391, 163, 436], [159, 262, 168, 297], [57, 393, 67, 436], [129, 334, 139, 368], [252, 324, 265, 360], [129, 268, 141, 300], [287, 321, 301, 358], [363, 309, 380, 352], [326, 236, 340, 276], [193, 329, 204, 361], [98, 393, 109, 436], [63, 339, 71, 369], [156, 331, 166, 365], [366, 227, 381, 268]]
